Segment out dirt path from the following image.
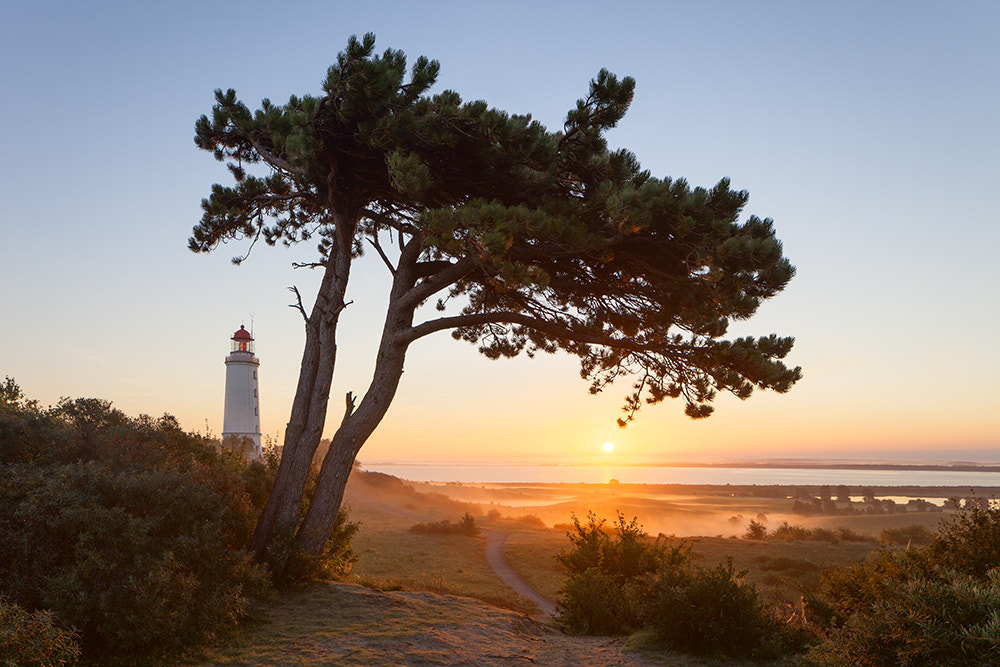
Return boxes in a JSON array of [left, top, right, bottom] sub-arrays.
[[483, 530, 557, 618], [353, 493, 558, 618]]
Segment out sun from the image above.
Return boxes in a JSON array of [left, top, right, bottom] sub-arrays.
[[602, 441, 614, 453]]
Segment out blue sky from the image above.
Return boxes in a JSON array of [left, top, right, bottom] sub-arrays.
[[2, 1, 997, 464]]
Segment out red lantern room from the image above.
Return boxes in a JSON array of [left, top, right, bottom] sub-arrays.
[[231, 325, 254, 353]]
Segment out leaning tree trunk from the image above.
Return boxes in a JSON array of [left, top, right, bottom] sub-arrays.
[[294, 236, 423, 558], [250, 211, 355, 570]]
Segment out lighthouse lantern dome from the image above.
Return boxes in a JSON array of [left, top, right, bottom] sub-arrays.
[[231, 325, 254, 353]]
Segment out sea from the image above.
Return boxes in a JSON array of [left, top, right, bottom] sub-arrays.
[[364, 463, 1000, 488]]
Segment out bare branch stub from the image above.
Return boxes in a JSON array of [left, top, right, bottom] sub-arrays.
[[288, 285, 308, 323], [342, 391, 356, 425]]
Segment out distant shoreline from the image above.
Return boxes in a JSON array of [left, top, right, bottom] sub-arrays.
[[366, 461, 1000, 488], [635, 462, 1000, 473], [369, 461, 1000, 473], [436, 481, 1000, 499]]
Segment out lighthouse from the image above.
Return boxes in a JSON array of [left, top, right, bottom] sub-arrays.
[[223, 325, 262, 458]]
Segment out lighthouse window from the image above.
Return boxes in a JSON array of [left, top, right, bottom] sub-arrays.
[[253, 371, 257, 379], [254, 408, 258, 416], [254, 389, 258, 397]]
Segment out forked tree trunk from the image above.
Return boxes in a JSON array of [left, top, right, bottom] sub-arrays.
[[294, 238, 421, 558], [250, 211, 355, 570]]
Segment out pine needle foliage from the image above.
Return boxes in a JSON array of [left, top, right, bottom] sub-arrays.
[[190, 32, 800, 425], [189, 33, 802, 573]]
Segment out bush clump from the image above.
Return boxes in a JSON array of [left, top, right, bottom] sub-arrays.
[[647, 558, 803, 658], [0, 457, 270, 662], [409, 513, 480, 536], [816, 502, 1000, 666], [0, 378, 284, 664], [744, 519, 872, 543], [881, 523, 934, 546], [0, 597, 80, 667], [555, 511, 809, 659], [282, 508, 359, 582]]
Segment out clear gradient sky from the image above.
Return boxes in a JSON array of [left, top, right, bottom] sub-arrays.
[[2, 2, 997, 465]]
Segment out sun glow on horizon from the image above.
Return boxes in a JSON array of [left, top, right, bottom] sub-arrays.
[[603, 441, 614, 452]]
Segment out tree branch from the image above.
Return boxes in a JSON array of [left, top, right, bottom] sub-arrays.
[[342, 391, 356, 425], [230, 119, 303, 176], [288, 286, 309, 324], [367, 235, 396, 276], [400, 310, 653, 353], [398, 255, 477, 310], [361, 206, 418, 235], [231, 218, 263, 265]]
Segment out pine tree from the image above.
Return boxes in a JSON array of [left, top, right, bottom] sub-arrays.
[[191, 34, 801, 575]]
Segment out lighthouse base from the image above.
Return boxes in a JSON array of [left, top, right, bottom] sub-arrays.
[[222, 432, 262, 460]]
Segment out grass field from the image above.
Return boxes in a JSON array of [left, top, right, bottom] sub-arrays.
[[349, 474, 961, 607], [188, 471, 977, 665]]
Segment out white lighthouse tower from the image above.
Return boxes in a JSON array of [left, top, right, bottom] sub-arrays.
[[223, 325, 262, 458]]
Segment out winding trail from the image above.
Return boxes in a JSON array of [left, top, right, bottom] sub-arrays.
[[483, 530, 557, 618], [352, 493, 558, 618]]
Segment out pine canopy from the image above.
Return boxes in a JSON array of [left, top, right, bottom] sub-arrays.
[[191, 33, 800, 423]]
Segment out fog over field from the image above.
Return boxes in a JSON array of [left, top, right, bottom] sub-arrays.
[[345, 469, 977, 540]]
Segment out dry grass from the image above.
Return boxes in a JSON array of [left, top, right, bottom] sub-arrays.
[[183, 473, 966, 666], [344, 496, 538, 613], [491, 524, 567, 603], [187, 583, 670, 667], [346, 474, 957, 611]]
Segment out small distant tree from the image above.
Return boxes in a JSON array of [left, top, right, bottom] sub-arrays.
[[744, 519, 768, 540], [191, 34, 801, 575]]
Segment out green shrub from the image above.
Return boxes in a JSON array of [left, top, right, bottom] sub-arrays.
[[555, 512, 688, 635], [0, 597, 80, 667], [817, 502, 1000, 665], [835, 525, 870, 542], [647, 558, 804, 659], [282, 508, 359, 582], [0, 463, 269, 661], [816, 569, 1000, 666], [409, 513, 480, 537], [743, 519, 768, 540], [0, 379, 276, 664], [924, 499, 1000, 577], [0, 379, 361, 663], [750, 520, 874, 544], [514, 513, 545, 527], [556, 511, 814, 658], [881, 523, 934, 546], [557, 568, 648, 636]]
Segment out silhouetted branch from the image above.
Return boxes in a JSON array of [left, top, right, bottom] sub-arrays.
[[288, 286, 308, 323]]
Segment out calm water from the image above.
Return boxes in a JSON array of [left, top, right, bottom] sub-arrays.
[[365, 463, 1000, 488]]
